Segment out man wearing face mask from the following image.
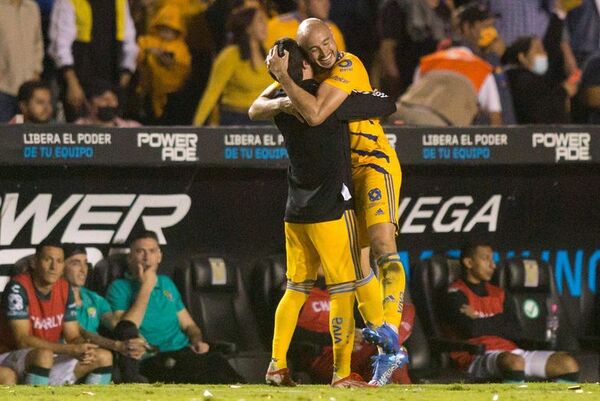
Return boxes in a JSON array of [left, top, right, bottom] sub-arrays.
[[500, 0, 576, 124], [75, 79, 141, 127], [392, 3, 503, 126]]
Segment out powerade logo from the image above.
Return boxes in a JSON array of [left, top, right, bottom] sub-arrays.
[[0, 193, 190, 246], [532, 132, 591, 162], [137, 132, 198, 162]]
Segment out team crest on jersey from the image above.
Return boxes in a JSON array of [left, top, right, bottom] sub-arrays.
[[87, 307, 97, 318], [8, 293, 23, 311], [368, 188, 382, 202], [163, 290, 173, 301]]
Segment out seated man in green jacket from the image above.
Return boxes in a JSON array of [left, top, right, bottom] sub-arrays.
[[62, 245, 146, 367]]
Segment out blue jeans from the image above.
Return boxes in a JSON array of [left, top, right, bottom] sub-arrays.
[[0, 92, 17, 122]]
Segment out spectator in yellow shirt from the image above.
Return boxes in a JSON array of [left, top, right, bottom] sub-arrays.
[[264, 0, 345, 50], [193, 6, 273, 125], [137, 5, 192, 122]]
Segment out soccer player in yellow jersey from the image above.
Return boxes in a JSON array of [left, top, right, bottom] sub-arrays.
[[265, 18, 407, 385]]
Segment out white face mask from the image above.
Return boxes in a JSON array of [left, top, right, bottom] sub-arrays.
[[531, 54, 548, 75]]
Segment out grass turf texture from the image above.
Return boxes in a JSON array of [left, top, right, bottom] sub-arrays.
[[1, 383, 600, 401]]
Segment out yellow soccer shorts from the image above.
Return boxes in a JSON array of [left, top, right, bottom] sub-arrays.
[[352, 156, 402, 248], [285, 210, 363, 285]]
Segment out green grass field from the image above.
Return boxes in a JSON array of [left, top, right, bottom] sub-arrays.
[[2, 383, 600, 401]]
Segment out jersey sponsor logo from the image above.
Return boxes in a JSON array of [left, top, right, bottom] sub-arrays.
[[375, 208, 384, 216], [163, 290, 173, 301], [331, 317, 343, 344], [311, 300, 330, 313], [368, 188, 382, 202], [522, 299, 540, 319], [331, 75, 349, 84], [532, 132, 591, 162], [338, 59, 352, 69], [7, 293, 24, 311], [31, 313, 64, 330], [351, 89, 389, 99]]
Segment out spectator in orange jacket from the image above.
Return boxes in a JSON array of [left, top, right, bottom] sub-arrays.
[[137, 5, 192, 123]]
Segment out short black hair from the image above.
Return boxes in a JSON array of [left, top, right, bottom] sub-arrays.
[[128, 230, 160, 247], [269, 38, 307, 85], [501, 35, 536, 65], [35, 238, 64, 257], [457, 2, 497, 26], [17, 80, 51, 103], [84, 78, 117, 100], [460, 240, 493, 268], [63, 243, 87, 259]]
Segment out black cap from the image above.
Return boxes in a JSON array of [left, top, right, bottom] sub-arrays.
[[83, 79, 117, 100], [63, 243, 87, 259], [458, 2, 498, 24]]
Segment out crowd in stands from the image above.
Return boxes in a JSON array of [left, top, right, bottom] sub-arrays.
[[1, 0, 600, 126]]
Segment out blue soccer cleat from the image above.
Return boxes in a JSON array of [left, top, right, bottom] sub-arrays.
[[362, 323, 401, 354], [368, 347, 409, 386]]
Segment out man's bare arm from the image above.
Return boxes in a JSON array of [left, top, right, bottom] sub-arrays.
[[249, 83, 305, 122], [9, 319, 94, 358], [248, 83, 283, 120], [278, 74, 348, 126], [118, 265, 156, 327]]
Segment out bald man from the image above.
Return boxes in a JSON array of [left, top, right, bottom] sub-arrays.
[[258, 18, 407, 386]]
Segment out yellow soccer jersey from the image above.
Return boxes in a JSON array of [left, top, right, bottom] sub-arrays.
[[322, 52, 395, 167]]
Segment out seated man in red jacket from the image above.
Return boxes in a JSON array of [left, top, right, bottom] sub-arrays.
[[293, 274, 413, 384], [445, 240, 579, 383], [0, 240, 113, 385]]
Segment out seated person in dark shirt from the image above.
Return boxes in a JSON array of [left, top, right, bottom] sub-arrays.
[[445, 241, 579, 383]]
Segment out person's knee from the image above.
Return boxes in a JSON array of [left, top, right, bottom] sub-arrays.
[[0, 367, 17, 385], [547, 352, 579, 376], [26, 348, 54, 369], [497, 352, 524, 372], [95, 348, 113, 368]]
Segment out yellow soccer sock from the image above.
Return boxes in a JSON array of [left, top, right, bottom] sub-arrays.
[[271, 287, 310, 369], [355, 270, 384, 328], [329, 285, 356, 380], [378, 254, 406, 328]]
